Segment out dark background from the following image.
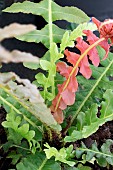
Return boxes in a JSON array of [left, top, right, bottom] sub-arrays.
[[55, 0, 113, 21], [1, 0, 113, 80]]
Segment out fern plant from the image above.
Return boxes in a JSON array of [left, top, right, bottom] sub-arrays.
[[1, 0, 113, 170], [3, 0, 97, 101]]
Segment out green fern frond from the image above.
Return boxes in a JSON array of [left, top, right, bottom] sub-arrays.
[[65, 89, 113, 142], [3, 0, 89, 23], [0, 73, 61, 131], [16, 152, 61, 170], [76, 140, 113, 167]]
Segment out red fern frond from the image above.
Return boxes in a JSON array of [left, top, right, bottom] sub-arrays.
[[51, 17, 113, 123]]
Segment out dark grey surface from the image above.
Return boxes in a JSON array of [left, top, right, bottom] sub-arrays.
[[55, 0, 113, 20]]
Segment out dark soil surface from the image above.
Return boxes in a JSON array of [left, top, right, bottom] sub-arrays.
[[83, 121, 113, 170], [0, 107, 113, 170], [0, 107, 11, 170]]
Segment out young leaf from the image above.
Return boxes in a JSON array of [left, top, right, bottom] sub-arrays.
[[50, 42, 64, 62], [44, 143, 75, 167], [69, 22, 97, 41], [40, 60, 51, 71], [35, 42, 63, 101], [60, 31, 74, 52]]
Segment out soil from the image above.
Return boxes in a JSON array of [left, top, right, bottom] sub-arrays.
[[0, 107, 11, 170], [0, 107, 113, 170], [83, 121, 113, 170]]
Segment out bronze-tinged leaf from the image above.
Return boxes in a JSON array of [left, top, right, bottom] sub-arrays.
[[0, 72, 61, 131], [0, 45, 39, 64], [0, 23, 36, 41]]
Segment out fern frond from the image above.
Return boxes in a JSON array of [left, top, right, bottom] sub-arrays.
[[16, 24, 66, 48], [76, 140, 113, 167], [0, 73, 61, 131], [3, 0, 97, 102], [3, 0, 89, 23], [16, 152, 61, 170], [65, 88, 113, 142], [67, 48, 113, 124], [3, 0, 90, 48]]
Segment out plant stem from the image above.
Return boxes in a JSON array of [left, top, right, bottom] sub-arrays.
[[38, 157, 48, 170], [78, 147, 113, 158], [55, 37, 105, 112], [43, 0, 55, 100], [12, 145, 31, 152], [49, 0, 55, 97], [49, 0, 53, 44]]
